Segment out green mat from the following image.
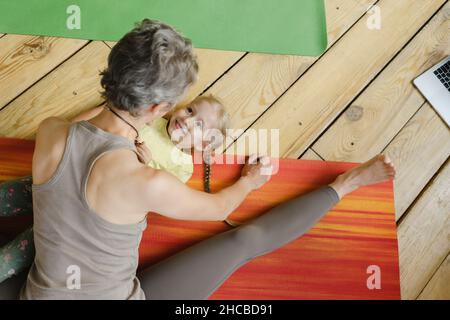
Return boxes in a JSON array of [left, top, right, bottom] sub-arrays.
[[0, 0, 328, 56]]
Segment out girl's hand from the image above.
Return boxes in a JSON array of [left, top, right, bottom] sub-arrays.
[[240, 154, 273, 191], [135, 141, 152, 165]]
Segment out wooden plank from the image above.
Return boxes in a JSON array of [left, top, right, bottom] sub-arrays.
[[398, 160, 450, 300], [300, 148, 322, 161], [232, 0, 446, 158], [0, 41, 110, 139], [179, 48, 243, 106], [104, 41, 245, 106], [208, 0, 377, 141], [0, 35, 88, 110], [312, 2, 450, 162], [383, 104, 450, 219], [303, 104, 449, 219], [214, 0, 377, 157], [200, 0, 376, 138], [103, 41, 115, 48], [417, 254, 450, 300]]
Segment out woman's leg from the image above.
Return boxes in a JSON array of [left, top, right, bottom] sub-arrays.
[[138, 185, 339, 300], [0, 176, 33, 217], [0, 267, 29, 300], [0, 177, 35, 295], [0, 228, 35, 283], [138, 154, 396, 300]]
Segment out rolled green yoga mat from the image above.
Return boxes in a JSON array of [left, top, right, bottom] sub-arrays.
[[0, 0, 328, 56]]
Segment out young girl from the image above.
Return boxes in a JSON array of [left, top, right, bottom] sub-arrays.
[[0, 94, 231, 284]]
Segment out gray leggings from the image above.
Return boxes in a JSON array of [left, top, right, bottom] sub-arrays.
[[0, 184, 339, 300]]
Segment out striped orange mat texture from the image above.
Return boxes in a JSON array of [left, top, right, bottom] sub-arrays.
[[0, 138, 400, 299]]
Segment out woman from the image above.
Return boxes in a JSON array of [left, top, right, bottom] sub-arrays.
[[0, 95, 232, 286], [0, 19, 395, 299]]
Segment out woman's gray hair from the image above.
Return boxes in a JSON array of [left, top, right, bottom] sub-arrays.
[[99, 19, 199, 117]]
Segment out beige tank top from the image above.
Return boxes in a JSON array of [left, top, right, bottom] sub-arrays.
[[20, 120, 147, 300]]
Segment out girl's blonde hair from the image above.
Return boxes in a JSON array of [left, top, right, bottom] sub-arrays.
[[191, 95, 230, 132], [190, 94, 230, 150]]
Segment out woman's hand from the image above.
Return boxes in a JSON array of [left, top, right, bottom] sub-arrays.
[[240, 154, 273, 191], [135, 141, 152, 165]]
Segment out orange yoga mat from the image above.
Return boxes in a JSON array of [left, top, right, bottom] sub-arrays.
[[0, 138, 401, 299]]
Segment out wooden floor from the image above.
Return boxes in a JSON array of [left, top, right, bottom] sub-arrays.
[[0, 0, 449, 299]]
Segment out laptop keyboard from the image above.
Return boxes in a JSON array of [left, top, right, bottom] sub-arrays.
[[433, 60, 450, 92]]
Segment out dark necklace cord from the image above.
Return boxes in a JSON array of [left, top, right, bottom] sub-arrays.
[[104, 105, 141, 144], [204, 151, 240, 228]]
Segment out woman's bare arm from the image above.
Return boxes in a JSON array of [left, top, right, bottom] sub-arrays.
[[142, 157, 272, 221], [143, 169, 251, 221]]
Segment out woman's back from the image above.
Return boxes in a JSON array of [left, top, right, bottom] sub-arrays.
[[20, 120, 147, 299]]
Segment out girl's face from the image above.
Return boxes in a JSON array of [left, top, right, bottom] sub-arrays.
[[167, 101, 222, 150]]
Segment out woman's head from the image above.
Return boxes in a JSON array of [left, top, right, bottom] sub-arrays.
[[167, 95, 230, 151], [99, 19, 199, 118]]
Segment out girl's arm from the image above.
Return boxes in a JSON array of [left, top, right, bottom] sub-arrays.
[[70, 106, 105, 123]]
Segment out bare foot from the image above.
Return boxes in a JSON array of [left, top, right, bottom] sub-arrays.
[[329, 154, 396, 200]]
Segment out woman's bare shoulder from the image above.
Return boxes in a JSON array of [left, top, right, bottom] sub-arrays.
[[32, 117, 72, 185], [35, 117, 71, 153]]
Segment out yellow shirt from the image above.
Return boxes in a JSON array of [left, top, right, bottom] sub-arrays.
[[138, 118, 194, 183]]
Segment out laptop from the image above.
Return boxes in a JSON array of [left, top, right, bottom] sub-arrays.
[[414, 56, 450, 127]]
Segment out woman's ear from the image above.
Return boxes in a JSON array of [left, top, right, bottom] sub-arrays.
[[156, 102, 172, 116], [148, 102, 172, 117]]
